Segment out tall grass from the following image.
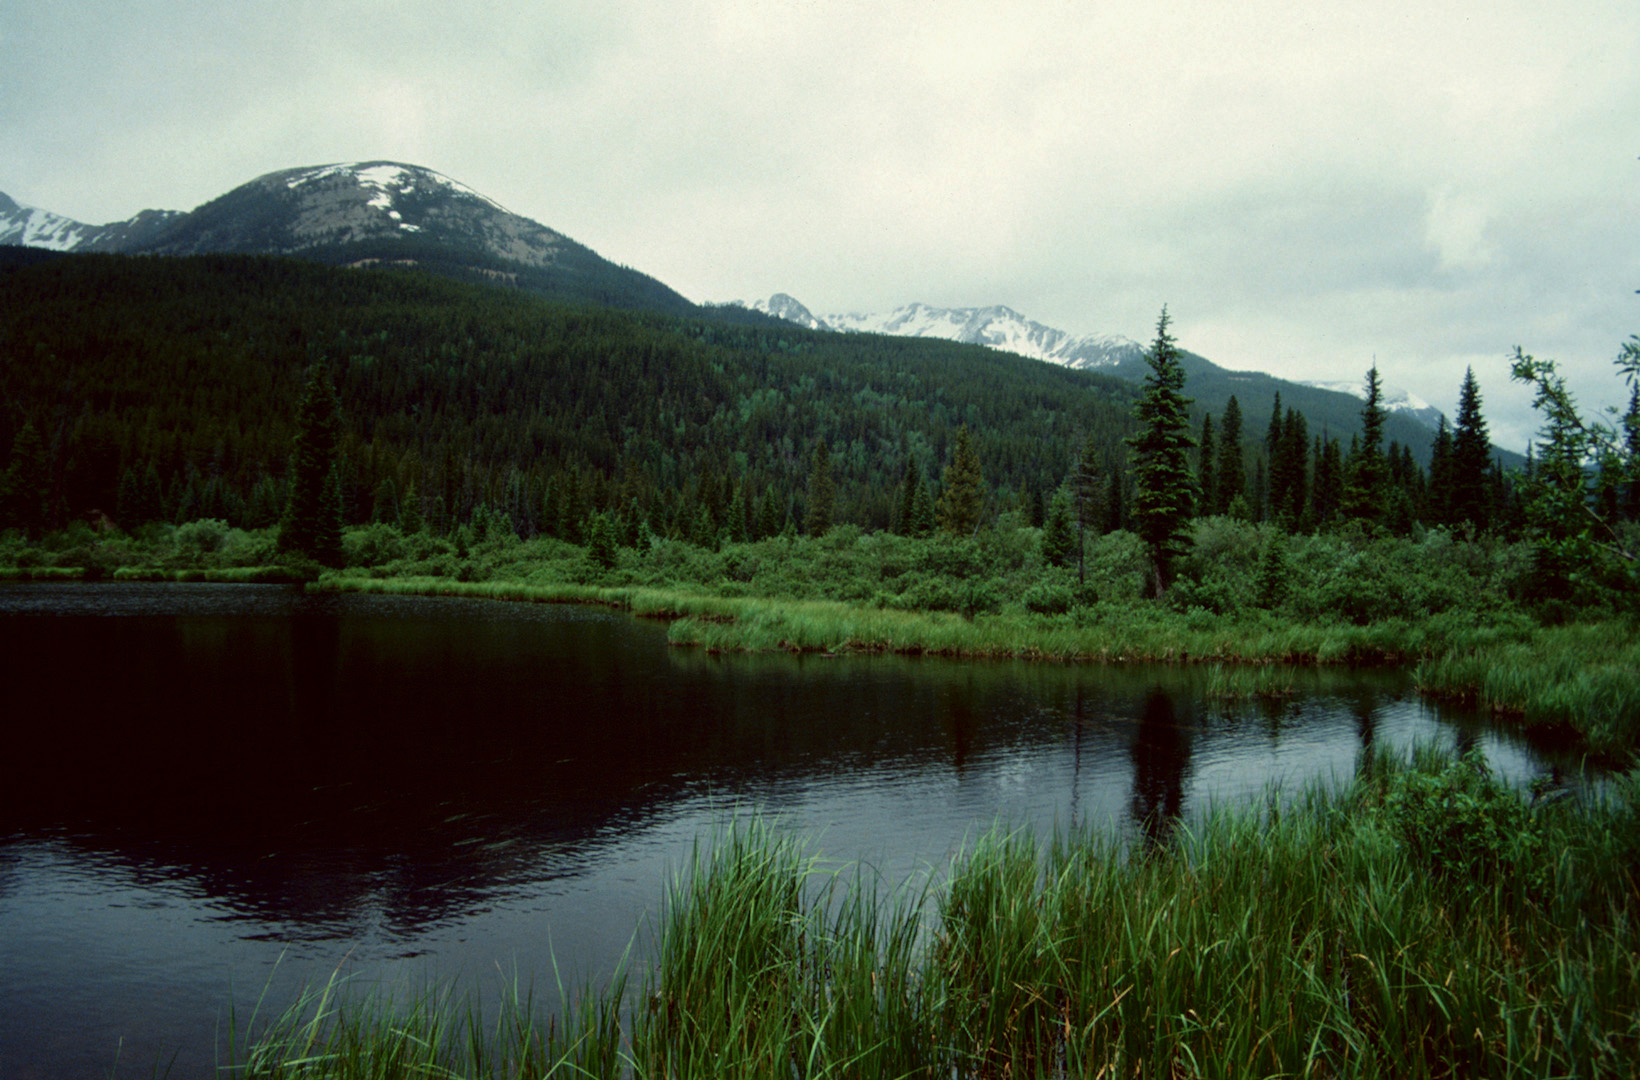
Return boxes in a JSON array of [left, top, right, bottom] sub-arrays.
[[235, 752, 1640, 1079], [1415, 622, 1640, 754]]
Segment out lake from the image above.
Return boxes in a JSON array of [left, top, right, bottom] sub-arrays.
[[0, 583, 1579, 1079]]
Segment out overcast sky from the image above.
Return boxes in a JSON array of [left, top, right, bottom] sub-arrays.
[[4, 0, 1637, 450]]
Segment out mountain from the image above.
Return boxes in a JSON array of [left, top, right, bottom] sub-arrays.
[[741, 297, 1147, 371], [1296, 379, 1445, 431], [0, 162, 698, 314], [734, 294, 1515, 467]]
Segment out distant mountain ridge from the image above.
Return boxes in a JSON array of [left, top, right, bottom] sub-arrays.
[[742, 294, 1147, 372], [0, 162, 698, 313]]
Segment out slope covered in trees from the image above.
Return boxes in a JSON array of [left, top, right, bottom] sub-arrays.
[[0, 252, 1143, 539]]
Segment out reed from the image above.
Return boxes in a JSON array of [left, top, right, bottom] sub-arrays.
[[234, 752, 1640, 1079], [1415, 623, 1640, 754]]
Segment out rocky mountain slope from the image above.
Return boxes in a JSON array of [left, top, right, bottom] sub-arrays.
[[1, 162, 696, 313]]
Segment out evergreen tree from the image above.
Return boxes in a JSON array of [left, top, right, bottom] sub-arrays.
[[1450, 366, 1492, 531], [1, 422, 50, 538], [275, 363, 344, 566], [1040, 489, 1078, 568], [1310, 435, 1343, 527], [1216, 395, 1245, 514], [1342, 365, 1388, 525], [937, 425, 987, 536], [1254, 530, 1291, 609], [1073, 434, 1106, 584], [1105, 469, 1125, 533], [909, 482, 937, 538], [804, 437, 835, 536], [1197, 414, 1216, 518], [1427, 416, 1454, 528], [897, 456, 923, 535], [726, 481, 750, 543], [370, 478, 397, 524], [585, 511, 618, 569], [398, 480, 423, 534], [1125, 307, 1196, 596], [756, 486, 785, 540], [1271, 407, 1309, 525]]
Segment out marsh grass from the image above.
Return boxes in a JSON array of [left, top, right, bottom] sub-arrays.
[[1203, 662, 1300, 700], [1415, 623, 1640, 754], [235, 753, 1640, 1079]]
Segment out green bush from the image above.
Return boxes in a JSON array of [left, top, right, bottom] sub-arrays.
[[1378, 749, 1549, 896], [1022, 579, 1075, 615]]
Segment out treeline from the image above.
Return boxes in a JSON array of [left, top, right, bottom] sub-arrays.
[[0, 252, 1144, 543], [2, 252, 1628, 562]]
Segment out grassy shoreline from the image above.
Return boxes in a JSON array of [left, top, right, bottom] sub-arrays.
[[6, 516, 1637, 755], [232, 749, 1639, 1079], [309, 573, 1640, 757]]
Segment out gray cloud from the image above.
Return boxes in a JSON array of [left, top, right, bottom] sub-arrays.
[[4, 0, 1637, 449]]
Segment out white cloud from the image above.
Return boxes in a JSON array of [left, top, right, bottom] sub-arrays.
[[2, 0, 1637, 448]]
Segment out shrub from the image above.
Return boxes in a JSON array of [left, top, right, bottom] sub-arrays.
[[1377, 749, 1549, 896], [173, 518, 231, 557]]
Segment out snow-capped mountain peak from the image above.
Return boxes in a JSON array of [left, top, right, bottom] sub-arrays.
[[738, 295, 1144, 371], [0, 191, 100, 251], [1296, 379, 1445, 429], [278, 161, 510, 228]]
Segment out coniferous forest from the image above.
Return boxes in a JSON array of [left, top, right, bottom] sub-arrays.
[[3, 248, 1639, 761]]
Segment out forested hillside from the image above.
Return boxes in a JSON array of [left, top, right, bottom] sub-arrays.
[[0, 251, 1143, 539]]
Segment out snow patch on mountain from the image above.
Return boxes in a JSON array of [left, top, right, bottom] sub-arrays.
[[1298, 379, 1445, 427], [281, 162, 508, 217], [0, 194, 98, 251], [738, 295, 1143, 371]]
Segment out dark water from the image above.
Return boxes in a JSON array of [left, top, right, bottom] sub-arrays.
[[0, 584, 1580, 1079]]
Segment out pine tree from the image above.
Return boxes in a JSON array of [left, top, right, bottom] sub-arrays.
[[1073, 435, 1106, 583], [937, 426, 987, 536], [910, 482, 937, 538], [756, 486, 785, 540], [1450, 366, 1492, 532], [1342, 365, 1388, 525], [1, 422, 50, 539], [726, 481, 750, 543], [1040, 489, 1078, 568], [1427, 416, 1454, 528], [1216, 395, 1245, 514], [804, 437, 835, 536], [275, 363, 344, 566], [585, 511, 618, 569], [398, 480, 423, 534], [1197, 414, 1216, 518], [1126, 307, 1196, 596], [897, 456, 923, 535], [1310, 435, 1343, 527]]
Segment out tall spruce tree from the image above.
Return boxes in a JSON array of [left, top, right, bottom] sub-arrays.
[[1197, 414, 1216, 518], [898, 456, 923, 535], [1073, 434, 1105, 584], [276, 363, 344, 566], [1216, 395, 1246, 515], [1450, 366, 1492, 531], [937, 425, 987, 536], [1342, 365, 1388, 525], [804, 437, 835, 536], [1427, 416, 1455, 527], [1040, 489, 1078, 568], [1126, 307, 1196, 596]]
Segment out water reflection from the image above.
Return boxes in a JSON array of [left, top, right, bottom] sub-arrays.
[[0, 584, 1595, 1080], [1130, 690, 1190, 849]]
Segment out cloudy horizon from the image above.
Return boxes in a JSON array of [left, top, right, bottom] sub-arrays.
[[4, 0, 1637, 451]]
